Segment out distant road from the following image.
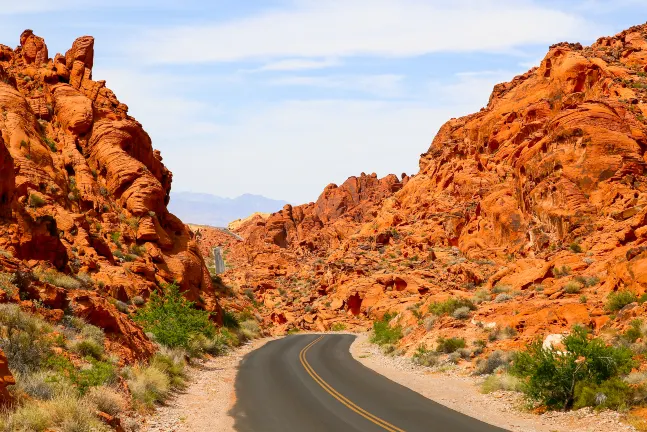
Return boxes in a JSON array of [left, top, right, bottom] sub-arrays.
[[231, 334, 508, 432]]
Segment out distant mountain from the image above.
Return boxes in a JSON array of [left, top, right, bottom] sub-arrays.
[[168, 192, 289, 227]]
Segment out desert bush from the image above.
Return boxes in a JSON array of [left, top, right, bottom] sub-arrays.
[[132, 296, 145, 306], [84, 386, 126, 416], [13, 370, 71, 401], [573, 275, 600, 287], [222, 310, 240, 329], [381, 344, 396, 355], [563, 282, 583, 294], [34, 269, 81, 290], [423, 316, 436, 331], [436, 337, 466, 353], [488, 326, 517, 342], [452, 306, 471, 320], [150, 348, 187, 388], [494, 293, 513, 303], [491, 284, 511, 294], [0, 273, 16, 297], [457, 348, 472, 359], [28, 193, 45, 208], [127, 365, 171, 408], [71, 338, 104, 360], [511, 325, 635, 410], [370, 313, 402, 346], [569, 243, 583, 253], [74, 360, 117, 394], [481, 373, 522, 394], [0, 390, 110, 432], [552, 265, 571, 278], [472, 289, 490, 304], [0, 304, 53, 374], [428, 298, 476, 316], [134, 283, 215, 349], [573, 378, 632, 411], [115, 300, 129, 314], [623, 319, 644, 343], [412, 345, 440, 367], [474, 350, 512, 375], [240, 320, 260, 340], [606, 290, 638, 312], [330, 322, 346, 331]]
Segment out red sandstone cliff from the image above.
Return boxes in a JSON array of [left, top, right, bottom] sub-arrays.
[[0, 30, 222, 398]]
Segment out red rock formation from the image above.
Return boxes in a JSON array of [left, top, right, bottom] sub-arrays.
[[0, 30, 222, 368], [202, 25, 647, 356], [0, 349, 14, 407]]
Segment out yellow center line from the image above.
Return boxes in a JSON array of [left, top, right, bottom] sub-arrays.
[[299, 335, 406, 432]]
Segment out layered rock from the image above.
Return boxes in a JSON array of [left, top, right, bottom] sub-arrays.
[[0, 31, 222, 367]]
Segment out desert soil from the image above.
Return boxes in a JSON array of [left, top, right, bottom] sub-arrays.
[[143, 333, 634, 432], [142, 338, 275, 432]]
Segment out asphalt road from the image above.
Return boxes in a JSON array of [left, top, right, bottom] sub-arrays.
[[231, 334, 508, 432]]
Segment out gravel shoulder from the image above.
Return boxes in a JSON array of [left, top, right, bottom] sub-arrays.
[[349, 333, 634, 432], [143, 338, 275, 432]]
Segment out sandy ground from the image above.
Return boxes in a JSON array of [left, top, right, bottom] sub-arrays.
[[142, 338, 274, 432], [349, 333, 635, 432], [142, 333, 635, 432]]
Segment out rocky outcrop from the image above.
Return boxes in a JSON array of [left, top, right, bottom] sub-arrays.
[[0, 349, 14, 407], [0, 30, 222, 365], [201, 25, 647, 354]]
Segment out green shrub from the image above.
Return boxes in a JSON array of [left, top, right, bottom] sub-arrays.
[[573, 378, 632, 410], [552, 266, 571, 278], [412, 345, 439, 367], [623, 319, 643, 343], [126, 365, 170, 409], [474, 350, 512, 375], [511, 326, 635, 410], [0, 304, 53, 374], [150, 348, 187, 388], [563, 282, 583, 294], [491, 284, 511, 294], [240, 320, 260, 340], [134, 283, 215, 349], [489, 326, 517, 342], [606, 291, 638, 312], [436, 337, 466, 353], [569, 243, 582, 253], [34, 269, 81, 290], [428, 298, 476, 316], [84, 386, 126, 416], [574, 276, 600, 287], [74, 360, 116, 394], [28, 193, 45, 208], [222, 310, 240, 329], [71, 339, 104, 360], [452, 306, 471, 320], [370, 313, 402, 346], [494, 293, 512, 303], [130, 244, 146, 257], [132, 296, 145, 306], [472, 289, 490, 304], [110, 232, 121, 248], [481, 373, 522, 394], [331, 322, 347, 331], [43, 136, 57, 152]]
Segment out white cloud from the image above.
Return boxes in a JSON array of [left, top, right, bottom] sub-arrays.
[[132, 0, 600, 64], [256, 58, 340, 71], [268, 74, 405, 98], [168, 99, 448, 202]]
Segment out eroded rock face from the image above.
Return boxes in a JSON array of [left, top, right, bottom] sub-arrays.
[[0, 349, 14, 407], [0, 31, 221, 362], [201, 25, 647, 354]]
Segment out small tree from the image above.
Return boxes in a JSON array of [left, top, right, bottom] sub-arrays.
[[511, 326, 635, 410], [134, 283, 215, 348]]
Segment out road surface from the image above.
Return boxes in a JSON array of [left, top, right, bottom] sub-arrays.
[[231, 334, 508, 432]]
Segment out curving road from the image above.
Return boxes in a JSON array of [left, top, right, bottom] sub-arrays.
[[231, 334, 508, 432]]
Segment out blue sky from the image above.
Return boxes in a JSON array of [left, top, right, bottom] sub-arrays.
[[0, 0, 646, 203]]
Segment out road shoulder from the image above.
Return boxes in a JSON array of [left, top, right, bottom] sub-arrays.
[[143, 338, 276, 432], [349, 333, 634, 432]]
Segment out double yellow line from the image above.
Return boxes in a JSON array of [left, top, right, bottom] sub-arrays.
[[299, 335, 405, 432]]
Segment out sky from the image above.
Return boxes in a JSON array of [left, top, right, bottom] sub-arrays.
[[0, 0, 645, 203]]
